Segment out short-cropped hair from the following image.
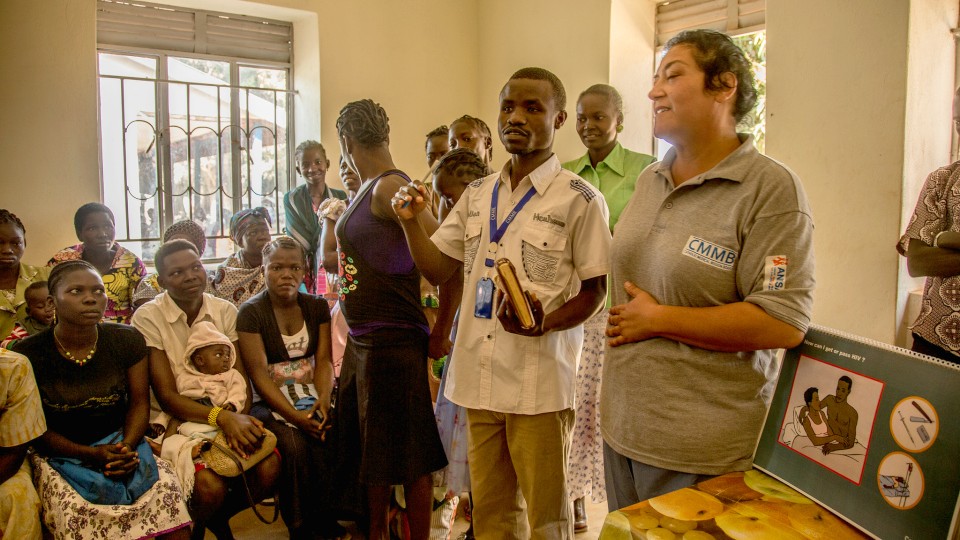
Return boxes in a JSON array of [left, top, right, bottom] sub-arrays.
[[155, 239, 199, 277]]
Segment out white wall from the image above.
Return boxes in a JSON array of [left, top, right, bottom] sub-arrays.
[[609, 0, 657, 156], [767, 0, 908, 343], [475, 0, 613, 165], [0, 0, 100, 262]]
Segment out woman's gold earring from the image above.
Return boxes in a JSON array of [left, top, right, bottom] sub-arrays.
[[616, 124, 624, 133]]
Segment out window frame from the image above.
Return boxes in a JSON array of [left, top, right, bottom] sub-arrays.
[[95, 1, 295, 263]]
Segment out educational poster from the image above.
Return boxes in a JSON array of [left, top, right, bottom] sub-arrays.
[[754, 326, 960, 540], [776, 354, 884, 484]]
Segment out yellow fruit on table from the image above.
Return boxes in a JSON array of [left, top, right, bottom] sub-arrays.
[[742, 470, 812, 505], [649, 488, 725, 521], [786, 502, 866, 540], [727, 500, 791, 526], [598, 511, 633, 540], [659, 516, 697, 534], [697, 472, 764, 502], [715, 510, 809, 540], [628, 511, 661, 530], [682, 531, 716, 540], [646, 527, 678, 540]]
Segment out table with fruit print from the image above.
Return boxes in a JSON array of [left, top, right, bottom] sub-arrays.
[[598, 470, 866, 540]]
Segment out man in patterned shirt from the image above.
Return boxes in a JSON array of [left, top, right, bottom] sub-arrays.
[[898, 86, 960, 364], [0, 348, 47, 539]]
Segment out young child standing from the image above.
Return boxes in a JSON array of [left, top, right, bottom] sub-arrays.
[[1, 281, 54, 348]]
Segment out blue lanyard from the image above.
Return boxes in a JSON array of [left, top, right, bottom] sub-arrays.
[[486, 180, 537, 267]]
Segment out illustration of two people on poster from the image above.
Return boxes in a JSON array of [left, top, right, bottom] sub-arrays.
[[780, 356, 882, 483]]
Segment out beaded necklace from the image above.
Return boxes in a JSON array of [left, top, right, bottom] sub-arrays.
[[53, 326, 98, 366]]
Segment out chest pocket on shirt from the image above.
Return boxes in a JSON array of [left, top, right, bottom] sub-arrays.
[[463, 220, 482, 276], [521, 226, 567, 283]]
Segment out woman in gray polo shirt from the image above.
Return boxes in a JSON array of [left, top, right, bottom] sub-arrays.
[[601, 29, 815, 509]]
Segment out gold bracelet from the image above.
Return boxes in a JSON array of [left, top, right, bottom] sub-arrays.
[[207, 406, 223, 428]]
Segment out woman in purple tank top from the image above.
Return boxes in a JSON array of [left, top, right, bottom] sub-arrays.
[[332, 99, 449, 540]]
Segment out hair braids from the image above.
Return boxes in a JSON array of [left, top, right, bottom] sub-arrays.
[[337, 99, 390, 147]]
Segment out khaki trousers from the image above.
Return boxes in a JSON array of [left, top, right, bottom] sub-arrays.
[[466, 407, 575, 540]]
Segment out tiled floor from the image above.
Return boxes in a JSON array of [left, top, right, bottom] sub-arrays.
[[217, 497, 609, 539]]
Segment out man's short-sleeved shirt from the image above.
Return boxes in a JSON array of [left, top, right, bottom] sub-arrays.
[[897, 161, 960, 355], [432, 155, 611, 414], [0, 348, 46, 448], [131, 292, 238, 380]]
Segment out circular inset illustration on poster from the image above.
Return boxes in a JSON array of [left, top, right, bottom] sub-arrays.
[[890, 396, 939, 453], [877, 452, 924, 510]]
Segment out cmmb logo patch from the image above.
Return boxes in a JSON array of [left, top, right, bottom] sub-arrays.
[[764, 255, 788, 291], [682, 236, 737, 271]]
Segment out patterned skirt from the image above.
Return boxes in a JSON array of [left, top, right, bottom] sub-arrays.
[[31, 453, 192, 539], [567, 311, 607, 503], [433, 347, 470, 496]]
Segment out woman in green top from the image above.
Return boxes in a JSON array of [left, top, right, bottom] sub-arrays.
[[561, 84, 655, 532], [0, 210, 50, 339]]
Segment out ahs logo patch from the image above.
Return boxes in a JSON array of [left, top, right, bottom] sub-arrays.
[[764, 255, 788, 291]]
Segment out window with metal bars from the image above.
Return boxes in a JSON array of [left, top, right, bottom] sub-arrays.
[[96, 0, 294, 262]]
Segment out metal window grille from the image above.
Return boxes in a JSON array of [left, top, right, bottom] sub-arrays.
[[96, 0, 294, 262]]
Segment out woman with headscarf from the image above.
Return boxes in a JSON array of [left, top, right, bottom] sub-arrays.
[[133, 219, 213, 308], [48, 203, 146, 324], [213, 207, 271, 307]]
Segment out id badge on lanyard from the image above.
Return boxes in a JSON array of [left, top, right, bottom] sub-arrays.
[[474, 181, 536, 319]]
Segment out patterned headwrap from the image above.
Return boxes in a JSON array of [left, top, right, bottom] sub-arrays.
[[229, 207, 272, 244], [162, 219, 207, 255]]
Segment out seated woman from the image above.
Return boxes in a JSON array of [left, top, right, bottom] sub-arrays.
[[133, 219, 214, 308], [237, 236, 341, 539], [0, 348, 47, 540], [132, 240, 280, 540], [49, 203, 146, 324], [800, 387, 844, 448], [213, 208, 271, 307], [12, 260, 191, 539], [0, 210, 51, 339]]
